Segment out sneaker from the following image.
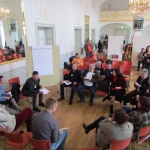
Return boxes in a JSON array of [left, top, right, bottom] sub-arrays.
[[39, 102, 45, 107], [57, 97, 65, 101], [89, 102, 93, 106], [33, 107, 41, 112], [77, 100, 85, 103]]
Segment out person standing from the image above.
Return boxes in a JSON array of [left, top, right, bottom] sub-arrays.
[[22, 71, 45, 112], [137, 48, 145, 71], [98, 40, 102, 53], [32, 98, 68, 150]]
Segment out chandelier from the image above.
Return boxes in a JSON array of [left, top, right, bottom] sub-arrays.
[[129, 0, 150, 18], [0, 0, 10, 20]]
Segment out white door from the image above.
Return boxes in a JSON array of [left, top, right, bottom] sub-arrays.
[[46, 27, 54, 45], [37, 27, 46, 45], [91, 30, 95, 44], [75, 29, 82, 54]]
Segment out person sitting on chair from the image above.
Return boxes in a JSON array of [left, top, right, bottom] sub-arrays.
[[0, 76, 20, 112], [105, 69, 126, 116], [123, 68, 149, 105], [72, 53, 83, 67], [101, 59, 113, 79], [95, 61, 104, 78], [22, 71, 45, 112], [127, 96, 150, 141], [82, 109, 133, 150], [92, 50, 98, 60], [58, 63, 81, 105], [76, 64, 99, 106], [32, 98, 68, 150], [0, 107, 33, 132]]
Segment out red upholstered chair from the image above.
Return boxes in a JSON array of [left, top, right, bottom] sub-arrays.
[[89, 58, 96, 64], [17, 53, 22, 58], [8, 77, 31, 107], [27, 132, 51, 150], [94, 90, 107, 103], [135, 126, 150, 150], [5, 55, 11, 61], [109, 135, 133, 150], [2, 128, 29, 150]]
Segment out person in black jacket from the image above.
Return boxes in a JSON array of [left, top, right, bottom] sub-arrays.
[[58, 64, 81, 105], [98, 40, 102, 53], [22, 71, 44, 112], [124, 68, 149, 105]]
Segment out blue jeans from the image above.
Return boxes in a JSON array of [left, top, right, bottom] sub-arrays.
[[122, 106, 133, 114], [51, 131, 68, 150], [77, 84, 96, 102]]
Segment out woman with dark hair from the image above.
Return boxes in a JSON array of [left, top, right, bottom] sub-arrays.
[[82, 109, 133, 150], [128, 96, 150, 138], [105, 69, 126, 115]]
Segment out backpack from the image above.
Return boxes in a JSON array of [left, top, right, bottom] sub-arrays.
[[11, 82, 21, 103], [98, 80, 110, 93], [64, 62, 68, 69]]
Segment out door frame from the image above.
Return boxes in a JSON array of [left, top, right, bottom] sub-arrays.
[[35, 23, 56, 45], [74, 26, 83, 54]]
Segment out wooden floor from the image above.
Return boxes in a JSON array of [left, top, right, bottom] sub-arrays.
[[0, 67, 149, 150]]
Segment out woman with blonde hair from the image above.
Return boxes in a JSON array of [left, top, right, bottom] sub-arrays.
[[92, 50, 98, 60]]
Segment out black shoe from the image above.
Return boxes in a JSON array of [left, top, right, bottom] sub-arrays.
[[77, 100, 85, 103], [57, 97, 64, 101], [82, 123, 89, 134], [39, 102, 45, 107], [102, 95, 110, 102], [68, 101, 72, 105], [109, 113, 113, 118], [89, 102, 93, 106], [33, 107, 41, 112]]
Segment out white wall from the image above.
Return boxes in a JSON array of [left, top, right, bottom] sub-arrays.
[[2, 0, 24, 41], [108, 36, 124, 61], [23, 0, 101, 55], [132, 36, 150, 66], [100, 23, 132, 43], [142, 25, 150, 36], [101, 0, 129, 11]]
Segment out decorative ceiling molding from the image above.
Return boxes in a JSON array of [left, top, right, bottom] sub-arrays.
[[99, 10, 150, 22]]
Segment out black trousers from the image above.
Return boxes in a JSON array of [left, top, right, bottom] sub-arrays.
[[60, 83, 78, 101], [87, 116, 106, 132], [125, 90, 137, 103], [22, 91, 43, 109]]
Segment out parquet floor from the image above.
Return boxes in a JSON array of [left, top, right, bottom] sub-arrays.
[[0, 67, 149, 150]]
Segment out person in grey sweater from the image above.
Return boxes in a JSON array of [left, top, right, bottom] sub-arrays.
[[82, 109, 133, 150], [32, 98, 68, 150]]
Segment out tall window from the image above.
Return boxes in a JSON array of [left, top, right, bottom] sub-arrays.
[[0, 21, 5, 48]]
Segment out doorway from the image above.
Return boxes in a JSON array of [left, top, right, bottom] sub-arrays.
[[74, 29, 82, 54]]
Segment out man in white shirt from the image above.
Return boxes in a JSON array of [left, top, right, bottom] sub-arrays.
[[77, 64, 100, 106]]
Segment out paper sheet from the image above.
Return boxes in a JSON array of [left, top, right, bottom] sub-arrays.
[[39, 88, 50, 94], [63, 81, 72, 85], [59, 127, 70, 132]]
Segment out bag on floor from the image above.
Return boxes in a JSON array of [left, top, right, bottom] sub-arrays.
[[98, 80, 110, 93]]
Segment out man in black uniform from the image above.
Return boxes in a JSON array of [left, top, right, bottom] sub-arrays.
[[22, 71, 44, 112], [58, 64, 81, 105]]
